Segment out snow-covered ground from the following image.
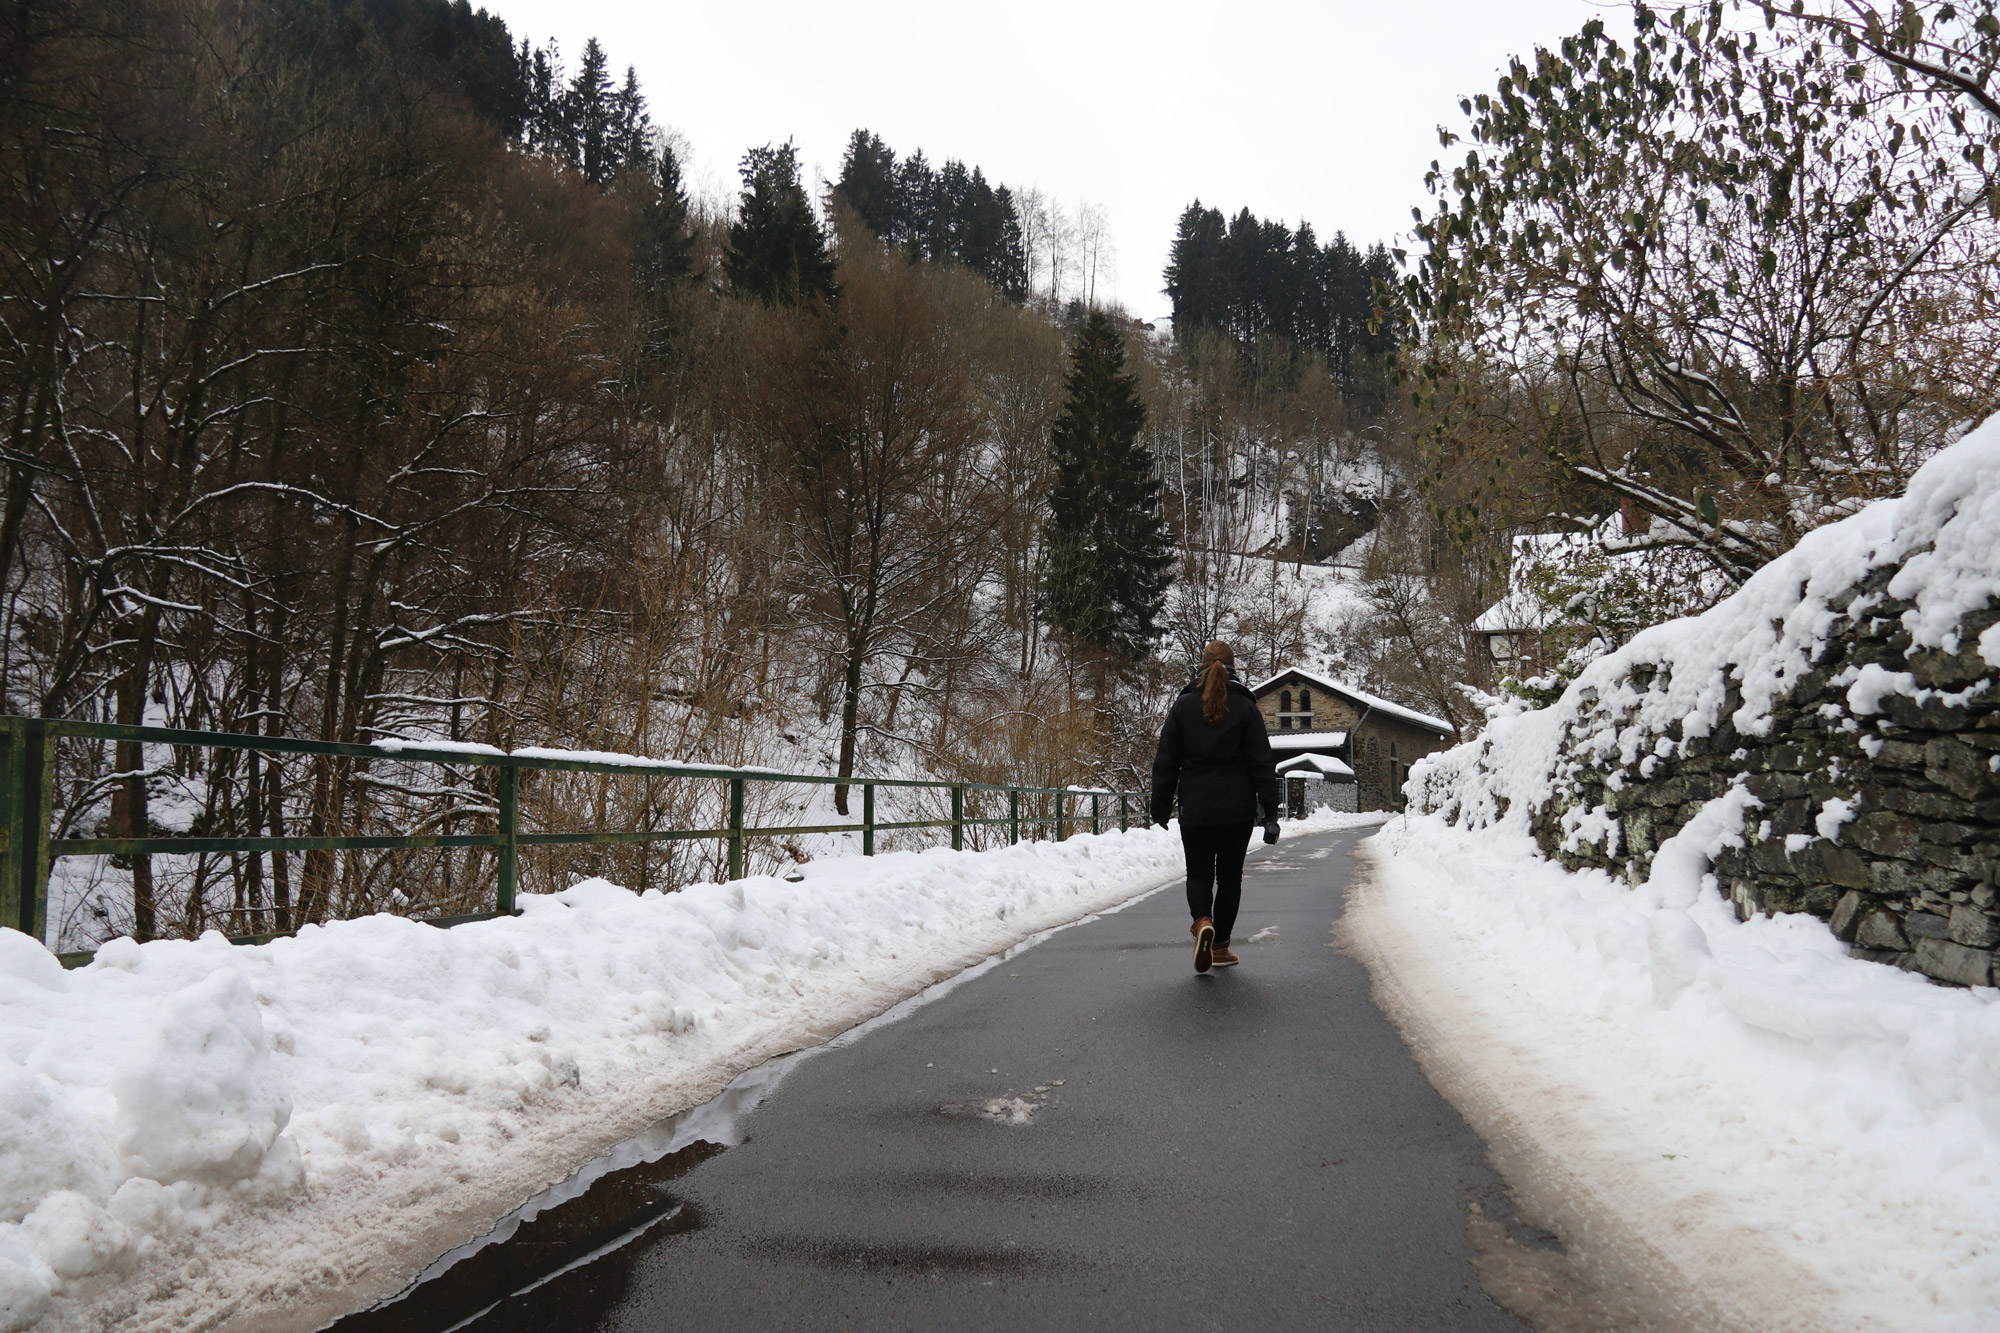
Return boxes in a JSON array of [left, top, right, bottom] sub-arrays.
[[0, 807, 1372, 1333], [1356, 813, 2000, 1331]]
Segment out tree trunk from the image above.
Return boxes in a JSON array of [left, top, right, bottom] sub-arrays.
[[110, 602, 163, 939], [832, 643, 864, 817]]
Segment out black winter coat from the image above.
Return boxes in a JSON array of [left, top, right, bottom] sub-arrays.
[[1149, 676, 1281, 828]]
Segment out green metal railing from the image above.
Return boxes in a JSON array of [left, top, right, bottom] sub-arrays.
[[0, 717, 1144, 964]]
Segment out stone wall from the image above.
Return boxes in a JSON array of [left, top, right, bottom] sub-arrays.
[[1522, 563, 2000, 986]]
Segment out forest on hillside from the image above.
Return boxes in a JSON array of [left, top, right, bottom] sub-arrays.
[[7, 0, 1997, 949], [0, 0, 1417, 947]]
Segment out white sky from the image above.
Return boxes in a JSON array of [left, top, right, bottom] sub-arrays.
[[487, 0, 1614, 320]]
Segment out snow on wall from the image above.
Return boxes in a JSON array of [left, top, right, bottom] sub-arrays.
[[1409, 414, 2000, 980]]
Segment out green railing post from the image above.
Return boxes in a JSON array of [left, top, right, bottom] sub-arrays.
[[0, 719, 51, 944], [1008, 788, 1019, 845], [727, 777, 745, 881], [863, 783, 875, 857], [1119, 791, 1129, 832], [1057, 791, 1068, 842], [496, 764, 519, 915], [951, 784, 964, 851], [1092, 792, 1102, 835]]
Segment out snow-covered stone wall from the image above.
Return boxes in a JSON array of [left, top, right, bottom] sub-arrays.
[[1412, 416, 2000, 986]]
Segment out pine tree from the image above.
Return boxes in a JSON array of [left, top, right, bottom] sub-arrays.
[[569, 38, 615, 183], [631, 140, 698, 370], [834, 130, 899, 236], [725, 141, 836, 306], [610, 66, 649, 180], [522, 40, 567, 160], [893, 150, 935, 255], [989, 187, 1029, 301], [1040, 312, 1174, 661], [1164, 203, 1228, 335]]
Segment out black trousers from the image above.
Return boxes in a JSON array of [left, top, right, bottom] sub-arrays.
[[1182, 821, 1253, 944]]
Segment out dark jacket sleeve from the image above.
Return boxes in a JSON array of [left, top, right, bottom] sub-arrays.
[[1149, 704, 1183, 826], [1242, 703, 1280, 822]]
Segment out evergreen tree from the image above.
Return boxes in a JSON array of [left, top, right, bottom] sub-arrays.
[[989, 187, 1029, 300], [1164, 198, 1397, 396], [1164, 202, 1228, 334], [569, 38, 615, 183], [610, 67, 650, 179], [1040, 312, 1174, 661], [521, 39, 567, 159], [832, 129, 1030, 302], [630, 140, 699, 369], [834, 130, 899, 236], [725, 141, 836, 305], [893, 150, 936, 255]]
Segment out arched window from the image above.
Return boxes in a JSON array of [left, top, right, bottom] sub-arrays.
[[1278, 690, 1292, 729], [1298, 689, 1312, 726]]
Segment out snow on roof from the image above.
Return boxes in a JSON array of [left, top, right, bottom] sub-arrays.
[[1250, 666, 1454, 736], [1473, 591, 1560, 634], [1268, 729, 1350, 752], [1277, 753, 1355, 778], [1471, 531, 1600, 633]]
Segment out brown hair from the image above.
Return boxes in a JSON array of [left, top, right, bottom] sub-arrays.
[[1200, 641, 1235, 725]]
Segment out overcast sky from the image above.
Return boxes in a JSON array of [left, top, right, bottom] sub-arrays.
[[488, 0, 1612, 319]]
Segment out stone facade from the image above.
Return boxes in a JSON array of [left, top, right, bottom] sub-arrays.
[[1251, 669, 1454, 811], [1519, 563, 2000, 987]]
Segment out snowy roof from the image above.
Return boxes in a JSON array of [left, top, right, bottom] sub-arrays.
[[1268, 730, 1349, 752], [1277, 753, 1355, 778], [1249, 667, 1454, 736], [1471, 531, 1599, 633], [1472, 590, 1561, 634]]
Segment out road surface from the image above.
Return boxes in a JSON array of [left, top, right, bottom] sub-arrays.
[[446, 824, 1532, 1330]]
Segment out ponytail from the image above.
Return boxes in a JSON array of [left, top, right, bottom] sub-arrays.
[[1199, 640, 1235, 725]]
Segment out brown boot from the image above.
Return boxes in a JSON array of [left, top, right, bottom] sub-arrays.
[[1191, 917, 1215, 973], [1210, 942, 1239, 967]]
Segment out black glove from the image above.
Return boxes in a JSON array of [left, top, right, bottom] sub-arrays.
[[1262, 820, 1280, 845]]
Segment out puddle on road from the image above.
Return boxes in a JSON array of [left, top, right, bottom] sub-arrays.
[[321, 899, 1133, 1331], [323, 1028, 842, 1331], [747, 1233, 1051, 1278], [939, 1077, 1063, 1126]]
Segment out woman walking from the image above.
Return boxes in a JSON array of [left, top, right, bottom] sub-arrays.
[[1150, 640, 1281, 973]]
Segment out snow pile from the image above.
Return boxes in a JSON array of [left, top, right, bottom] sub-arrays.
[[1411, 412, 2000, 837], [1357, 812, 2000, 1328], [2, 824, 1205, 1333]]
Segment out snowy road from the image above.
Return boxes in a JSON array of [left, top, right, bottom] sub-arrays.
[[421, 826, 1528, 1331]]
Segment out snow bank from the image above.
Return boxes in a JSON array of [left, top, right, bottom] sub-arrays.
[[1413, 412, 2000, 835], [2, 825, 1198, 1333], [1358, 813, 2000, 1329]]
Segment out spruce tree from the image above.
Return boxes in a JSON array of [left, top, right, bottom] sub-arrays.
[[630, 141, 698, 370], [725, 141, 836, 306], [569, 38, 615, 182], [1040, 312, 1174, 662], [834, 130, 899, 237], [1164, 202, 1228, 335]]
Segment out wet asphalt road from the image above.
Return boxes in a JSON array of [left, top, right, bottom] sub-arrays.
[[464, 825, 1527, 1332]]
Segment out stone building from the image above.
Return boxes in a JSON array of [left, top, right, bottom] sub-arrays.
[[1246, 668, 1457, 811], [1275, 752, 1358, 815]]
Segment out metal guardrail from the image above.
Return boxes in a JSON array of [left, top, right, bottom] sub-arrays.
[[0, 717, 1144, 964]]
